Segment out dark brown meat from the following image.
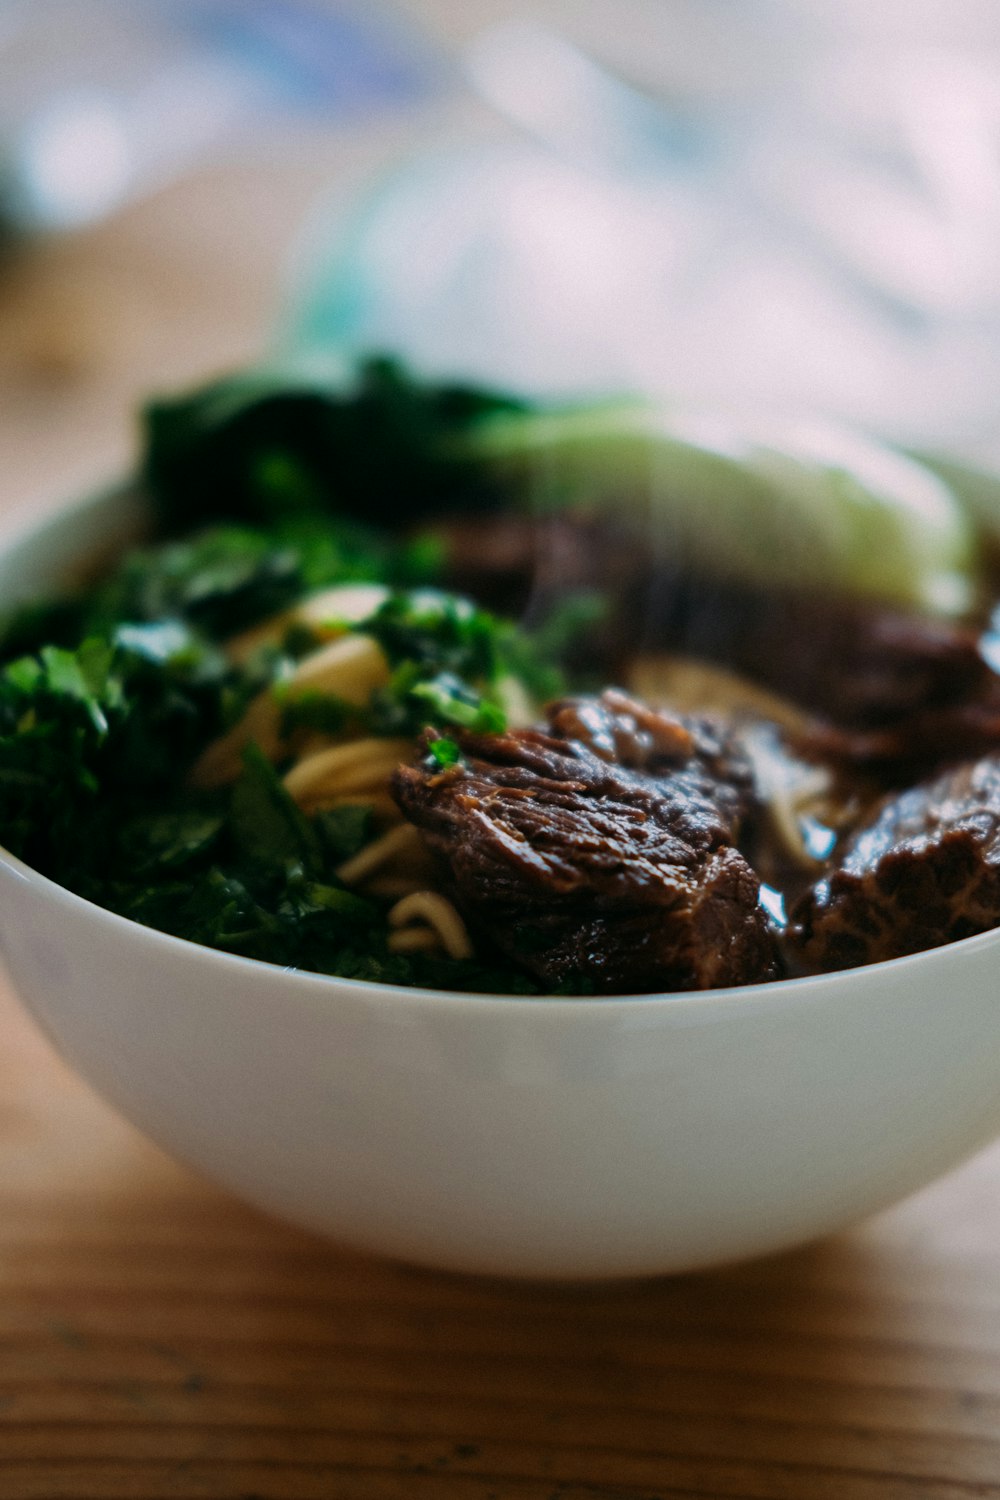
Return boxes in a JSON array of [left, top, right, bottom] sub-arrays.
[[791, 698, 1000, 781], [645, 573, 992, 728], [437, 510, 1000, 776], [437, 513, 644, 622], [794, 755, 1000, 971], [637, 570, 1000, 779], [392, 691, 778, 994]]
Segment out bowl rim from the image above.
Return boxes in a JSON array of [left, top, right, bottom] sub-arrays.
[[3, 834, 1000, 1020], [3, 475, 1000, 1020]]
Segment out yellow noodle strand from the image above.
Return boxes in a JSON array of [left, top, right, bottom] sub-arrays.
[[289, 633, 389, 700], [225, 584, 389, 663], [628, 654, 809, 734], [336, 823, 427, 886], [283, 738, 410, 803], [190, 635, 390, 788], [387, 928, 443, 955], [388, 891, 474, 961]]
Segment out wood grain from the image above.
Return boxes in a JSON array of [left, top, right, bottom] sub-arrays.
[[6, 966, 1000, 1500], [2, 145, 1000, 1500]]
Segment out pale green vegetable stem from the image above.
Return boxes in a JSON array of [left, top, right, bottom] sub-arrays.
[[466, 403, 977, 619]]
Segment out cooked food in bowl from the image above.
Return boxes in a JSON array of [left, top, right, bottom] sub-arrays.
[[4, 355, 1000, 996]]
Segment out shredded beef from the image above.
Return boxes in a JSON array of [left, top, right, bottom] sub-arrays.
[[794, 754, 1000, 970], [392, 690, 778, 994]]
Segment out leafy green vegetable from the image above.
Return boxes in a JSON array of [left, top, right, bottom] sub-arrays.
[[409, 674, 506, 733], [360, 589, 499, 674], [0, 642, 120, 879], [278, 692, 352, 739], [118, 809, 224, 877], [86, 521, 410, 642], [462, 402, 977, 618], [143, 354, 526, 534], [356, 588, 563, 737], [229, 744, 322, 872], [11, 640, 123, 732], [0, 628, 235, 885], [90, 527, 305, 635], [0, 550, 551, 991], [142, 352, 981, 618], [314, 804, 373, 862]]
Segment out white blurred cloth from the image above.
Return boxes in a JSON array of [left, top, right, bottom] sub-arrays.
[[290, 0, 1000, 461]]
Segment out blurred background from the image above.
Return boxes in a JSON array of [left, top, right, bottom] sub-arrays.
[[3, 0, 1000, 520]]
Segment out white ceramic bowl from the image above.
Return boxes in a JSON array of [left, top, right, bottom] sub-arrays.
[[3, 487, 1000, 1279]]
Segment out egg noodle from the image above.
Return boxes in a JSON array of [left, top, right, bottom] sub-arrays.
[[191, 586, 475, 962]]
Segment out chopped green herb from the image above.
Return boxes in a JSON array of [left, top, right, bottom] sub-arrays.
[[428, 736, 462, 769], [410, 675, 506, 733]]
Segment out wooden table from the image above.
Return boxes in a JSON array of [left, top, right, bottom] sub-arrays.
[[3, 155, 1000, 1500]]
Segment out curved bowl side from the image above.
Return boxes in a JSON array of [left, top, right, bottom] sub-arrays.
[[4, 850, 1000, 1278]]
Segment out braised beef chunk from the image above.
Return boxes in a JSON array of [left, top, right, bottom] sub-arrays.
[[392, 691, 778, 993], [438, 513, 639, 621], [642, 573, 1000, 778], [791, 695, 1000, 782], [794, 755, 1000, 971], [439, 512, 1000, 773], [646, 575, 992, 728]]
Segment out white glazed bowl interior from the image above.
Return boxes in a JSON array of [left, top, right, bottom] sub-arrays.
[[2, 487, 1000, 1280]]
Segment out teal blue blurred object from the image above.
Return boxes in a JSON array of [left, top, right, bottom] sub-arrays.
[[282, 138, 690, 401], [281, 22, 725, 398]]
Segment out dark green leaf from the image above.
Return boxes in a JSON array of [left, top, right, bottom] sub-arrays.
[[142, 355, 528, 536], [279, 690, 352, 739], [119, 809, 224, 875], [229, 743, 322, 872], [314, 803, 373, 862]]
